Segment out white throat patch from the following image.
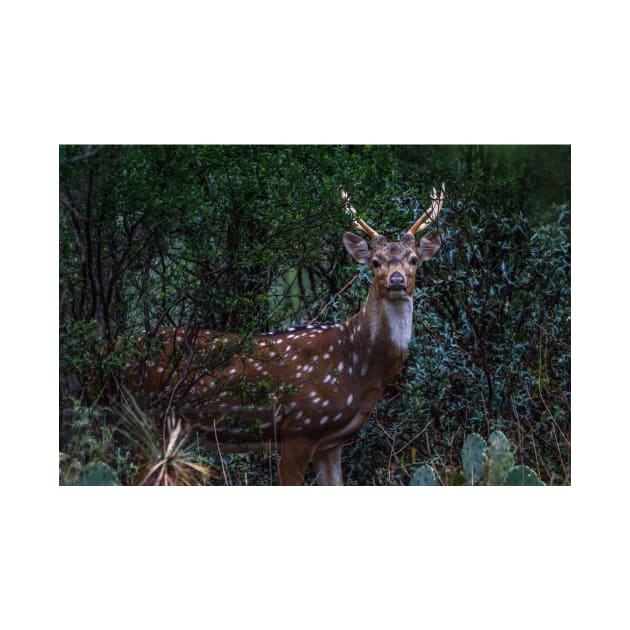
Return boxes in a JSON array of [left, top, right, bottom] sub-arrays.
[[383, 297, 413, 352]]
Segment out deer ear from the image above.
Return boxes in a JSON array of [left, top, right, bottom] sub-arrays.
[[417, 232, 442, 262], [343, 232, 371, 264]]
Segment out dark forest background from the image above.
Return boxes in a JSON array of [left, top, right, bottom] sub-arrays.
[[59, 145, 570, 485]]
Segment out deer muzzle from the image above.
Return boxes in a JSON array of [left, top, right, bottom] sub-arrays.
[[387, 271, 407, 293]]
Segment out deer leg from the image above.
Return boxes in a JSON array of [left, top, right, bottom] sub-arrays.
[[313, 445, 343, 486], [279, 438, 316, 485]]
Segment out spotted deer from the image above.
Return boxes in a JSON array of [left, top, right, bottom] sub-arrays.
[[129, 185, 445, 485]]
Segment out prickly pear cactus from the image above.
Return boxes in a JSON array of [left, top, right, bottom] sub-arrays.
[[410, 464, 438, 486], [487, 430, 515, 485], [504, 465, 544, 486], [76, 462, 121, 486], [488, 430, 510, 459], [462, 433, 487, 485]]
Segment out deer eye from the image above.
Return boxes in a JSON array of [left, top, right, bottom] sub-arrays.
[[409, 256, 418, 266], [372, 259, 381, 269]]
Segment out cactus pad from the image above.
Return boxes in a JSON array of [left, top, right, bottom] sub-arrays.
[[76, 462, 121, 486], [487, 430, 515, 485], [410, 464, 439, 486], [488, 430, 510, 459], [504, 465, 544, 486], [462, 433, 487, 485]]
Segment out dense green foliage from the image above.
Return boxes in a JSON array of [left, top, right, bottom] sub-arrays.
[[59, 145, 570, 485]]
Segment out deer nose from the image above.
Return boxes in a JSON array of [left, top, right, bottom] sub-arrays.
[[387, 272, 407, 291]]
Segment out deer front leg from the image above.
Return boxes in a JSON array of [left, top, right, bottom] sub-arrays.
[[313, 445, 343, 485], [279, 438, 316, 485]]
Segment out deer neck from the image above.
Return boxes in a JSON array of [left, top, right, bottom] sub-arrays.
[[354, 285, 414, 366]]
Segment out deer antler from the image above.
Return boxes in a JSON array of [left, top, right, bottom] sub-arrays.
[[341, 190, 380, 239], [407, 182, 446, 236]]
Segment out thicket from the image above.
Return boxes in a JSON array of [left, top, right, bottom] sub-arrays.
[[59, 145, 570, 485]]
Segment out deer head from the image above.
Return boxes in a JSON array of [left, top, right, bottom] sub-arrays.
[[340, 185, 444, 353], [342, 185, 443, 295]]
